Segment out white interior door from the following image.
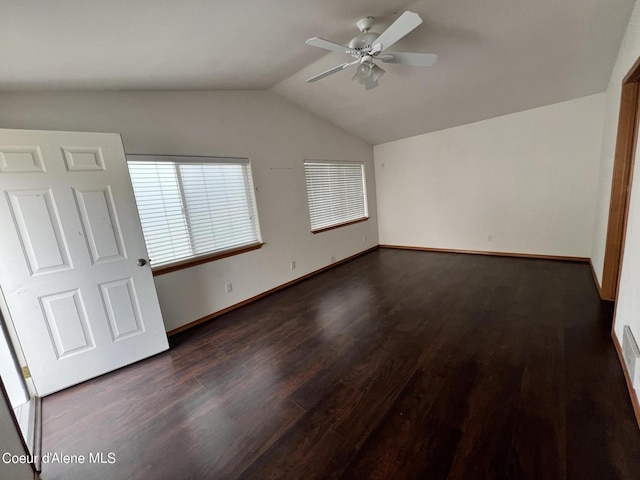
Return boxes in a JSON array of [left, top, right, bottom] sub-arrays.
[[0, 129, 168, 396]]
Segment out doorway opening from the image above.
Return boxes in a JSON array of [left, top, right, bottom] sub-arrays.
[[0, 304, 41, 472], [601, 56, 640, 301]]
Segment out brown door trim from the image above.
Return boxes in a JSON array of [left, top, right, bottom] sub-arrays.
[[601, 56, 640, 301]]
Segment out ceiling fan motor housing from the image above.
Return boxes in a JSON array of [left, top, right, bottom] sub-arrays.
[[348, 32, 380, 54]]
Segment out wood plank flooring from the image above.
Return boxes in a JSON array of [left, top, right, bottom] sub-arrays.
[[40, 249, 640, 479]]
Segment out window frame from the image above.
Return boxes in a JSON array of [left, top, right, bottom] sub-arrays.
[[126, 154, 263, 276], [303, 160, 369, 234]]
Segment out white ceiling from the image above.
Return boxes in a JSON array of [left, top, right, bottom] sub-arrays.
[[1, 0, 635, 144]]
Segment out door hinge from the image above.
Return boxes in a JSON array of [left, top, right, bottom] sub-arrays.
[[21, 366, 31, 379]]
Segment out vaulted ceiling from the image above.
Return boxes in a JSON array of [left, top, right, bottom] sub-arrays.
[[1, 0, 635, 144]]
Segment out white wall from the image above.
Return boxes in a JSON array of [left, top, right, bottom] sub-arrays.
[[374, 94, 605, 258], [0, 91, 378, 331], [593, 2, 640, 345]]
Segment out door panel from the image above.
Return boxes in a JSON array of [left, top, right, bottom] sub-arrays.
[[0, 129, 168, 395], [99, 277, 145, 340], [0, 146, 45, 173], [61, 146, 105, 172], [7, 189, 73, 275], [73, 186, 126, 264], [40, 289, 95, 358]]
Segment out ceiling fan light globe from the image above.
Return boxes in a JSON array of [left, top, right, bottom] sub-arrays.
[[371, 64, 385, 82], [358, 62, 372, 78]]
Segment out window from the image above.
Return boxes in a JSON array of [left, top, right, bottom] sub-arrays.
[[127, 155, 262, 272], [304, 160, 368, 232]]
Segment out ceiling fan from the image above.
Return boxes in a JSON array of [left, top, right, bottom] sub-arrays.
[[305, 11, 437, 90]]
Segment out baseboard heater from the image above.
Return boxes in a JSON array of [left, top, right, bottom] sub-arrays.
[[623, 325, 640, 390]]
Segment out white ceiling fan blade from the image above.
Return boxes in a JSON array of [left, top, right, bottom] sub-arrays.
[[307, 63, 350, 83], [380, 52, 438, 67], [305, 37, 350, 54], [372, 11, 422, 52]]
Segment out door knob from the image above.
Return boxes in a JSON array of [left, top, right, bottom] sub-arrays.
[[137, 258, 147, 267]]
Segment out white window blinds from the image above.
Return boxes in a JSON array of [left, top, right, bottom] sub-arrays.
[[127, 155, 261, 267], [304, 161, 368, 232]]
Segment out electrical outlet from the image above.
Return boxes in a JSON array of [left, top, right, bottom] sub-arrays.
[[290, 261, 296, 270], [225, 282, 233, 293], [331, 256, 336, 263], [488, 235, 493, 242], [362, 235, 367, 243]]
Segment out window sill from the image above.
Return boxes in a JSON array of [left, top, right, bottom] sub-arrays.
[[151, 242, 264, 276], [311, 217, 369, 234]]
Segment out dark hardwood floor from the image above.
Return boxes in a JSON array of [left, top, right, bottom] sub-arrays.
[[40, 249, 640, 479]]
